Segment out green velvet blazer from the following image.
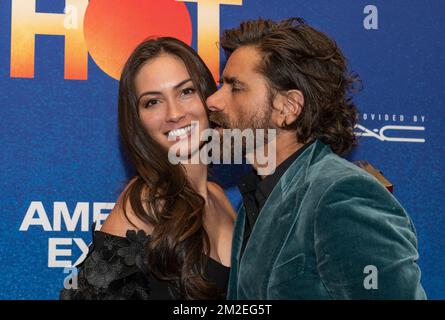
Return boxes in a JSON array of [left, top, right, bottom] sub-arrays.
[[227, 140, 426, 299]]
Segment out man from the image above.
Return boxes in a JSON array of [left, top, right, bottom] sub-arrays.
[[206, 17, 426, 299]]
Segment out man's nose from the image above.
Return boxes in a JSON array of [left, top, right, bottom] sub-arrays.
[[206, 89, 226, 112]]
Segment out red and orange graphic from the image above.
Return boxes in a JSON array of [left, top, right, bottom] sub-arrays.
[[10, 0, 243, 81], [84, 0, 192, 80]]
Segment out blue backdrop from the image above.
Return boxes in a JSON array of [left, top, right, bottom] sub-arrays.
[[1, 0, 444, 299]]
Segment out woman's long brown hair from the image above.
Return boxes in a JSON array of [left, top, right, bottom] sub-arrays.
[[117, 37, 219, 299]]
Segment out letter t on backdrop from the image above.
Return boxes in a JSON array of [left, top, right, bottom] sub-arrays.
[[176, 0, 242, 82]]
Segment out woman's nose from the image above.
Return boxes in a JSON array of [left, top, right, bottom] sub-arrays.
[[166, 100, 185, 123], [206, 89, 225, 112]]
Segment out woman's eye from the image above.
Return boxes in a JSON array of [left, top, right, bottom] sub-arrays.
[[231, 87, 241, 93], [182, 87, 195, 96], [145, 99, 159, 108]]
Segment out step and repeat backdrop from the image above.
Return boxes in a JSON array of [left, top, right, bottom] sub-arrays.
[[0, 0, 444, 299]]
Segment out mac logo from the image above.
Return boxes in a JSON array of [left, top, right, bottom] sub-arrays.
[[355, 124, 426, 143]]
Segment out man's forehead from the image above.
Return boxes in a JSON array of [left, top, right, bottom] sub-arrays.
[[222, 46, 262, 80]]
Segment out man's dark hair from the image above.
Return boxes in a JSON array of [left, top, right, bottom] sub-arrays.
[[220, 17, 360, 155]]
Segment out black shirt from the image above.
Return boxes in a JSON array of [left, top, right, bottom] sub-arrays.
[[237, 141, 314, 255], [60, 229, 230, 300]]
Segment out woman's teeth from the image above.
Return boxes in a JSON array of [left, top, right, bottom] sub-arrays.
[[167, 124, 195, 138]]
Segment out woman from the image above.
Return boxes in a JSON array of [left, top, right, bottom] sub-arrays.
[[60, 37, 236, 300]]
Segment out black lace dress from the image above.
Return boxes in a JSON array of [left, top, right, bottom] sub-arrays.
[[59, 228, 230, 300]]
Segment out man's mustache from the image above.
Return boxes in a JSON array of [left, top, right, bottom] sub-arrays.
[[208, 112, 230, 129]]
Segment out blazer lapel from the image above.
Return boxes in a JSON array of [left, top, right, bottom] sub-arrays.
[[235, 140, 329, 298], [236, 180, 295, 298], [227, 205, 246, 300]]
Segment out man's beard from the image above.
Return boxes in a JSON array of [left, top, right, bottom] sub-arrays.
[[207, 98, 277, 160]]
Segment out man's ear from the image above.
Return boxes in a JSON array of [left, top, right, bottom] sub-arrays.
[[273, 89, 304, 128]]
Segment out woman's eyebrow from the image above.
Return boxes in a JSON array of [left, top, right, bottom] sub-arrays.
[[138, 78, 192, 102]]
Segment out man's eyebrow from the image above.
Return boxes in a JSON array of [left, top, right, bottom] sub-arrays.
[[220, 76, 245, 86], [137, 78, 192, 102]]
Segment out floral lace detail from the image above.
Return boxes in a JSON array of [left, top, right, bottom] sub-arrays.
[[116, 231, 148, 269], [60, 228, 152, 300]]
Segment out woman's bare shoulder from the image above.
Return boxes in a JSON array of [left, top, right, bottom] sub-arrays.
[[100, 177, 154, 237]]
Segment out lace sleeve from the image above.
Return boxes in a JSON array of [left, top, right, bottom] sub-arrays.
[[59, 229, 152, 300]]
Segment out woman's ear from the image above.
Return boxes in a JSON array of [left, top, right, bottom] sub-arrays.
[[273, 89, 304, 128]]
